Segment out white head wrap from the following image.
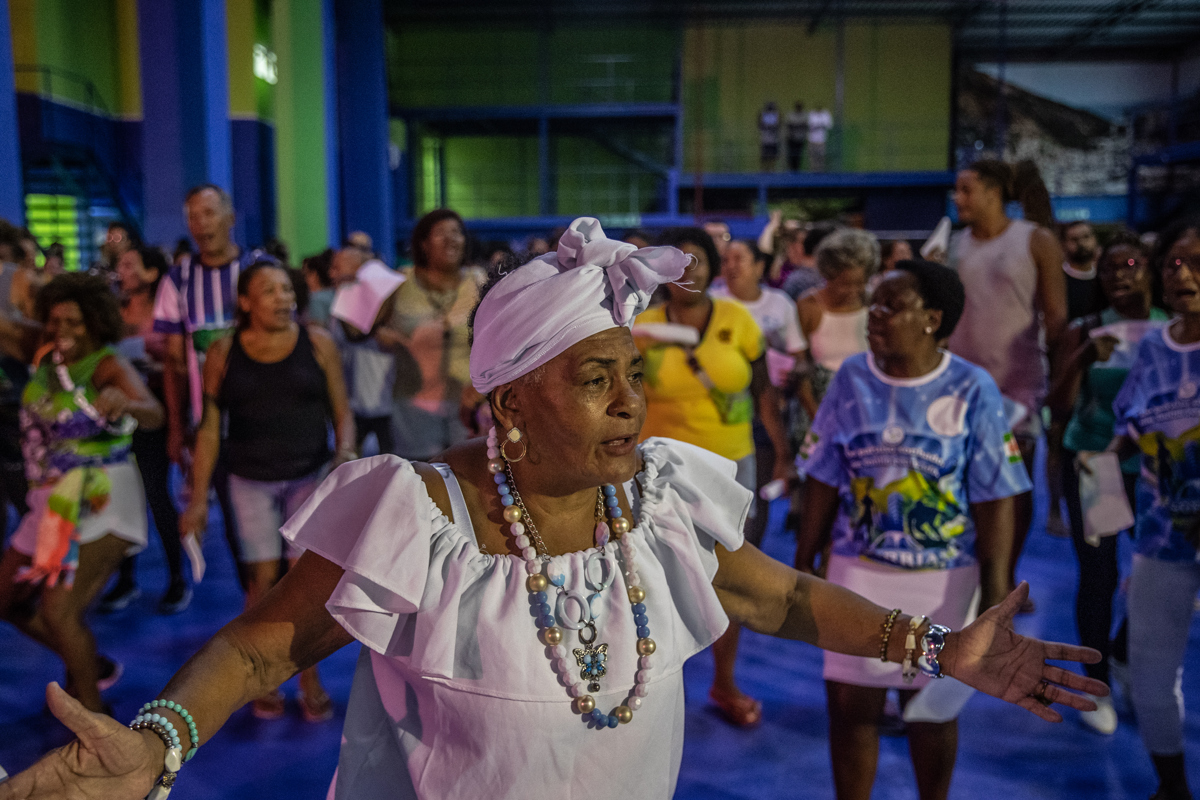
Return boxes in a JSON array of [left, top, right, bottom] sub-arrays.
[[470, 217, 689, 393]]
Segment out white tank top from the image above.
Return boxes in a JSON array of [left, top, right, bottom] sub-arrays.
[[809, 307, 868, 371], [946, 219, 1044, 408]]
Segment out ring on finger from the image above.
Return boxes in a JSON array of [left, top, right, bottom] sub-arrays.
[[1031, 680, 1053, 707]]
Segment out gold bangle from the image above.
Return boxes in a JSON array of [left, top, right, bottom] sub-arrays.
[[902, 615, 927, 684], [879, 608, 902, 662]]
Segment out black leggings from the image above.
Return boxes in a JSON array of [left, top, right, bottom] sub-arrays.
[[355, 414, 395, 456], [117, 426, 184, 586], [1061, 450, 1135, 683]]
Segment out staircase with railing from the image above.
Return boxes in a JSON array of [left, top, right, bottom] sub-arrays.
[[14, 65, 142, 269]]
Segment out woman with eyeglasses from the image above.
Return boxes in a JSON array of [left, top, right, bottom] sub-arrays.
[[796, 259, 1030, 800], [1046, 231, 1169, 736], [1107, 219, 1200, 800]]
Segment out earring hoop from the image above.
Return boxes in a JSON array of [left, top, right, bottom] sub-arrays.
[[502, 427, 527, 462]]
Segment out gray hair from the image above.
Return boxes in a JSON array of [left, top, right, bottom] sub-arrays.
[[815, 228, 880, 280]]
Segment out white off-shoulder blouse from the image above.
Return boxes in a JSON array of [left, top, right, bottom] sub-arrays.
[[281, 437, 750, 800]]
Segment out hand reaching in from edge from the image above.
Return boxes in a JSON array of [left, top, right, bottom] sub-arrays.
[[0, 683, 161, 800], [943, 582, 1110, 723]]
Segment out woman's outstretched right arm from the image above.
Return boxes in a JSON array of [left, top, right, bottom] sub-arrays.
[[0, 551, 353, 800]]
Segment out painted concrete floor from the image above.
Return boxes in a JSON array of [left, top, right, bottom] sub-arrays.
[[1, 475, 1197, 799]]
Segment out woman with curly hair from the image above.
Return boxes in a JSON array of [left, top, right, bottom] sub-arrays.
[[0, 273, 163, 713]]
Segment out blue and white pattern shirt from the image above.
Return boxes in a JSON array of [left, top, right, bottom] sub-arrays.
[[1113, 326, 1200, 562], [152, 253, 244, 352], [801, 351, 1032, 570]]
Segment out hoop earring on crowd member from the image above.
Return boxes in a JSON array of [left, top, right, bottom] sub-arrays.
[[503, 427, 527, 463]]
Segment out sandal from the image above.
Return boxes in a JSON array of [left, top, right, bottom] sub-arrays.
[[709, 687, 763, 728], [297, 688, 334, 723], [251, 690, 286, 720]]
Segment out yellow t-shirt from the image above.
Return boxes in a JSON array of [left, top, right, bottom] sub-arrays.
[[636, 298, 764, 461]]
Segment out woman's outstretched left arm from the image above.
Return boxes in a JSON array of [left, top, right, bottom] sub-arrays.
[[713, 543, 1109, 722]]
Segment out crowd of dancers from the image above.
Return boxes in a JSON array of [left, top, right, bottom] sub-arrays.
[[0, 157, 1198, 800]]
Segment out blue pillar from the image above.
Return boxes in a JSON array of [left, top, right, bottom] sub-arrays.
[[138, 0, 232, 245], [0, 0, 24, 224], [334, 0, 392, 263]]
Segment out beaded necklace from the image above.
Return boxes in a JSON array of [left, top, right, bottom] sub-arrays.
[[487, 427, 655, 729]]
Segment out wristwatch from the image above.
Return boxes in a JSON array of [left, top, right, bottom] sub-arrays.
[[917, 623, 952, 679]]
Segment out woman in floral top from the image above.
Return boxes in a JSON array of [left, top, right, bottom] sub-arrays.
[[0, 273, 162, 712]]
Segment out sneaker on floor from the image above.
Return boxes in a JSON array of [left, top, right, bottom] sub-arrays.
[[97, 582, 140, 614], [96, 656, 123, 692], [251, 690, 286, 720], [158, 580, 193, 615], [1080, 693, 1118, 735]]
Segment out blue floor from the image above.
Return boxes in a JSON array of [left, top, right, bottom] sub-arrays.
[[2, 475, 1199, 798]]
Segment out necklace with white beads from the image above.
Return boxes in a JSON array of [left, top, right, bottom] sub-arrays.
[[487, 426, 655, 728]]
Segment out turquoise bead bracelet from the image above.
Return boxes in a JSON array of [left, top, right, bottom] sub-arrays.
[[139, 700, 200, 761]]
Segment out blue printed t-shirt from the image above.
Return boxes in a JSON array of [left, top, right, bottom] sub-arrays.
[[1112, 326, 1200, 562], [800, 351, 1032, 570]]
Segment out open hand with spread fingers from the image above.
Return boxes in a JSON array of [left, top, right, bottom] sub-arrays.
[[0, 683, 161, 800], [942, 582, 1110, 722]]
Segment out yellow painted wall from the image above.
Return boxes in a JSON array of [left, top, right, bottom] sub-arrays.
[[227, 0, 256, 118]]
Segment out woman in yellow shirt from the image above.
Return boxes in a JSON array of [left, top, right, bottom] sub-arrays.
[[636, 227, 791, 728]]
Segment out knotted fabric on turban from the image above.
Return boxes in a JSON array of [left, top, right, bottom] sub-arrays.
[[470, 217, 689, 393]]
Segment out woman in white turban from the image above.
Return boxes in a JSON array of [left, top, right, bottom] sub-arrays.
[[3, 219, 1106, 800]]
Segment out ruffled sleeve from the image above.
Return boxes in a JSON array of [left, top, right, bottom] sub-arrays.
[[637, 437, 750, 575], [281, 455, 457, 656]]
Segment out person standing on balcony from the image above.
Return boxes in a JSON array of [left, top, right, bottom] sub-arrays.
[[149, 184, 248, 591], [786, 102, 809, 171], [807, 107, 834, 172], [759, 101, 781, 173]]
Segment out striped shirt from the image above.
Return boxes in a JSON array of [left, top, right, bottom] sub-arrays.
[[152, 253, 243, 352]]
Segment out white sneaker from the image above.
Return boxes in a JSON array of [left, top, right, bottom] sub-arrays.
[[1080, 694, 1118, 735]]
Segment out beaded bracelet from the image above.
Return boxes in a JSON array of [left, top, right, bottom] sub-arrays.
[[901, 615, 927, 685], [878, 608, 902, 663], [139, 700, 200, 761], [130, 713, 181, 751], [128, 720, 182, 800]]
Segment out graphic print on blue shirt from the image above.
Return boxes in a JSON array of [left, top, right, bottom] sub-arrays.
[[1113, 327, 1200, 562], [801, 352, 1032, 570]]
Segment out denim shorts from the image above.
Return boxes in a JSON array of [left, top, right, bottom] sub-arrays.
[[228, 469, 324, 563]]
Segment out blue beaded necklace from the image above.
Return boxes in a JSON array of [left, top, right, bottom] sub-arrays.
[[487, 426, 656, 728]]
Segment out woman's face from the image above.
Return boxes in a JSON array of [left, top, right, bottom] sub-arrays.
[[721, 241, 762, 292], [239, 267, 296, 331], [1163, 229, 1200, 316], [500, 327, 646, 490], [883, 240, 913, 272], [1098, 244, 1150, 308], [116, 250, 159, 294], [45, 301, 95, 362], [666, 243, 711, 303], [867, 271, 939, 360], [822, 265, 868, 309], [423, 218, 466, 272]]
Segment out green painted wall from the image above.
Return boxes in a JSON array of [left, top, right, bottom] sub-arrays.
[[273, 0, 330, 254], [10, 0, 135, 115], [682, 20, 950, 173]]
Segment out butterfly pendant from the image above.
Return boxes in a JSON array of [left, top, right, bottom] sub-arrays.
[[574, 642, 609, 693]]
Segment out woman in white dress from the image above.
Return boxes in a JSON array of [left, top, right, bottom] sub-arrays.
[[2, 218, 1106, 800]]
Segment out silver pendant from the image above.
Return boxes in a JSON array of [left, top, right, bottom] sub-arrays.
[[574, 621, 608, 693]]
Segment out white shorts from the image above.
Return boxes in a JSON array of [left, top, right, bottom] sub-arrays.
[[10, 461, 148, 557], [822, 553, 979, 690]]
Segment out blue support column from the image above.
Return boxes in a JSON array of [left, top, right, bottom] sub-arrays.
[[334, 0, 392, 263], [138, 0, 232, 245], [0, 0, 24, 224]]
